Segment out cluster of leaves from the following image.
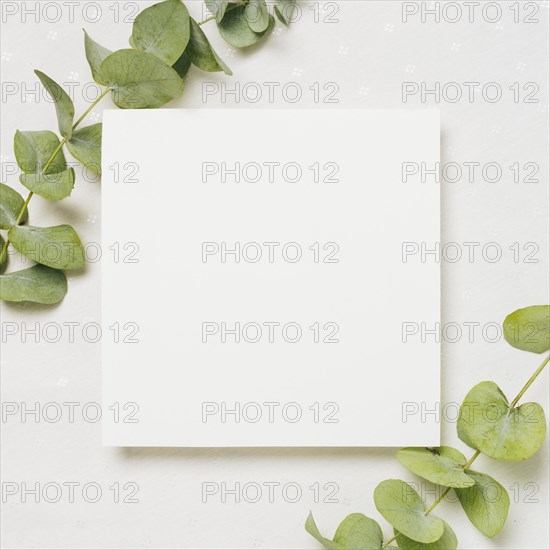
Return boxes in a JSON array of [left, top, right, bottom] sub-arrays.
[[0, 0, 296, 305], [307, 305, 550, 549]]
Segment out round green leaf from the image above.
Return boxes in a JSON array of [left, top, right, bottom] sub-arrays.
[[374, 480, 444, 544], [99, 49, 184, 109], [246, 0, 270, 33], [0, 264, 67, 304], [188, 18, 232, 75], [396, 447, 475, 488], [275, 0, 296, 25], [20, 168, 75, 201], [457, 381, 547, 461], [35, 70, 75, 139], [218, 4, 274, 48], [455, 470, 509, 538], [205, 0, 230, 23], [84, 30, 112, 85], [66, 123, 102, 175], [0, 182, 28, 230], [8, 225, 85, 270], [0, 236, 7, 274], [305, 512, 383, 550], [131, 0, 190, 65], [14, 130, 67, 175], [503, 305, 550, 354], [395, 520, 457, 550]]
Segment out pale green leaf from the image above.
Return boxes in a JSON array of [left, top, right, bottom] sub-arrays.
[[455, 470, 509, 538], [84, 30, 112, 85], [374, 480, 444, 544], [8, 225, 85, 270], [35, 70, 75, 139], [66, 123, 102, 175], [0, 182, 28, 229], [131, 0, 190, 65], [188, 18, 232, 75], [99, 49, 184, 109], [218, 4, 274, 48], [0, 264, 67, 304], [503, 305, 550, 354], [395, 520, 457, 550], [246, 0, 270, 32], [20, 168, 75, 201], [0, 236, 7, 274], [305, 512, 383, 550], [457, 381, 546, 461], [205, 0, 229, 23], [274, 0, 296, 25], [14, 130, 66, 175], [396, 447, 475, 488]]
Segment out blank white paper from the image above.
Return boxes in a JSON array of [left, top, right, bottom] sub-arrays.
[[102, 109, 440, 447]]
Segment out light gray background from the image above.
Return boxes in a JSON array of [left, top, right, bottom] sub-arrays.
[[1, 1, 549, 548]]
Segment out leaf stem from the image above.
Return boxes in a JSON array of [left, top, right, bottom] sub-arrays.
[[0, 86, 110, 264], [382, 351, 550, 546]]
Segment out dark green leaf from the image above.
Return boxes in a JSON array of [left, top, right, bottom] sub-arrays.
[[188, 18, 232, 75], [0, 182, 28, 229], [35, 70, 75, 139], [246, 0, 270, 33], [218, 4, 274, 48], [14, 130, 66, 175], [20, 168, 75, 201], [503, 305, 550, 354], [0, 264, 67, 304], [0, 236, 7, 274], [172, 45, 193, 78], [395, 520, 457, 550], [455, 470, 509, 538], [66, 123, 102, 175], [396, 447, 475, 488], [8, 225, 85, 270], [457, 381, 546, 461], [99, 49, 184, 109], [84, 30, 112, 85], [131, 0, 190, 65], [374, 480, 444, 544]]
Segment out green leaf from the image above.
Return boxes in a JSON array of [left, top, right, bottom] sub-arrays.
[[35, 70, 75, 139], [205, 0, 229, 23], [374, 480, 444, 544], [131, 0, 190, 65], [305, 512, 383, 550], [455, 470, 509, 538], [188, 18, 232, 75], [246, 0, 270, 32], [396, 447, 475, 489], [84, 30, 112, 85], [14, 130, 66, 175], [172, 45, 193, 78], [457, 381, 547, 461], [19, 168, 75, 201], [218, 4, 274, 48], [395, 520, 457, 550], [99, 49, 184, 109], [503, 305, 550, 354], [0, 182, 28, 229], [0, 264, 67, 304], [8, 225, 85, 270], [66, 123, 102, 175], [274, 0, 296, 25], [0, 236, 7, 274]]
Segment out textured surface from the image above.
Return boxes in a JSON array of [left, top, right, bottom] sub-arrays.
[[1, 1, 548, 548]]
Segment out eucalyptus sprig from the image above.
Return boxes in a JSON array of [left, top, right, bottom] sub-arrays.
[[0, 0, 297, 304], [306, 305, 550, 549]]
